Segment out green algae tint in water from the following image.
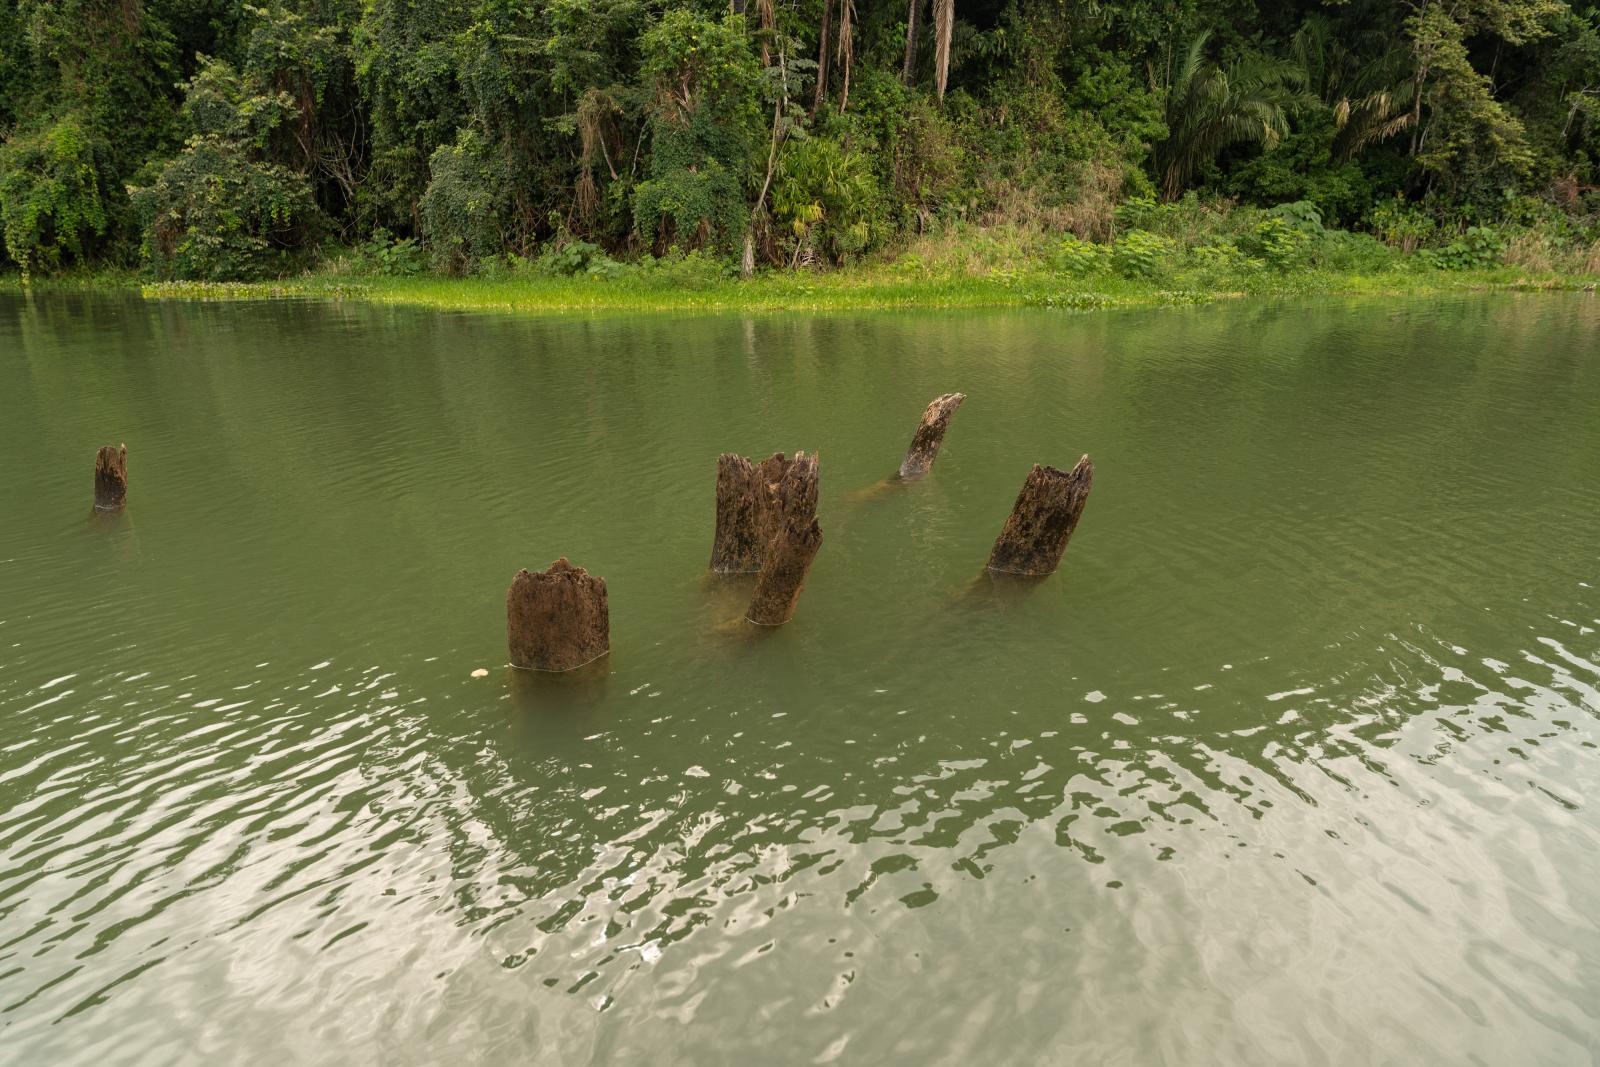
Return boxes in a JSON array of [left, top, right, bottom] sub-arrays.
[[1, 291, 1599, 1065]]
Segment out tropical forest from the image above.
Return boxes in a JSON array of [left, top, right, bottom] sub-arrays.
[[3, 0, 1600, 301]]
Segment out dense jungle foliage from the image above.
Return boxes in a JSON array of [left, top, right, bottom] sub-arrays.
[[2, 0, 1599, 281]]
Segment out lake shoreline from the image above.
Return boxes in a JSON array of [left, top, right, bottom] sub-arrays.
[[4, 264, 1596, 317]]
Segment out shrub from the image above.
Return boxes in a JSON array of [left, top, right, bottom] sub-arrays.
[[1112, 230, 1176, 278], [1248, 216, 1314, 270], [133, 137, 324, 280], [352, 228, 427, 276], [773, 134, 883, 265], [1369, 195, 1436, 254], [420, 129, 516, 274], [1417, 225, 1506, 270], [1052, 235, 1107, 275], [1312, 230, 1397, 272], [527, 236, 624, 278], [0, 115, 118, 274], [630, 247, 734, 288], [1189, 241, 1259, 276]]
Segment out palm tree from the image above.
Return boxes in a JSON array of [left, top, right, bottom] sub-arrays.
[[1289, 17, 1414, 161], [933, 0, 953, 102], [1155, 32, 1295, 201]]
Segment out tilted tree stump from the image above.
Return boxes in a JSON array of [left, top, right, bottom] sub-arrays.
[[710, 450, 818, 573], [898, 392, 966, 479], [506, 558, 610, 671], [94, 444, 128, 510], [985, 455, 1094, 576], [743, 453, 822, 625], [747, 515, 824, 626]]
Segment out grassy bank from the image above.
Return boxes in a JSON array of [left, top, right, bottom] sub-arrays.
[[6, 227, 1598, 317], [129, 263, 1600, 315]]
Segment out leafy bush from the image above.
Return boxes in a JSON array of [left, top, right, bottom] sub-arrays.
[[1369, 196, 1436, 254], [0, 115, 118, 274], [1112, 230, 1176, 278], [1189, 241, 1259, 276], [630, 248, 734, 288], [773, 134, 883, 264], [1114, 195, 1161, 232], [420, 129, 516, 274], [527, 236, 625, 278], [1248, 217, 1314, 270], [1312, 230, 1397, 272], [352, 228, 427, 276], [1053, 235, 1107, 275], [133, 137, 325, 280], [1417, 225, 1507, 270]]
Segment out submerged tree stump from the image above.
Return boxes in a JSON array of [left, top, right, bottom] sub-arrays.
[[710, 451, 819, 573], [94, 444, 128, 510], [746, 516, 824, 626], [898, 393, 966, 479], [506, 558, 610, 671], [985, 455, 1094, 576]]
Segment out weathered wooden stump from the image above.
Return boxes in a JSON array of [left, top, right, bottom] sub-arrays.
[[898, 393, 966, 479], [746, 516, 824, 626], [506, 558, 610, 671], [710, 450, 818, 573], [985, 455, 1094, 576], [94, 444, 128, 510]]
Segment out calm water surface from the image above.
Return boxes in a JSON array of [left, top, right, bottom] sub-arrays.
[[2, 291, 1598, 1064]]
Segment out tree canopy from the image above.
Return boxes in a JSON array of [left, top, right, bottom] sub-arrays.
[[2, 0, 1597, 278]]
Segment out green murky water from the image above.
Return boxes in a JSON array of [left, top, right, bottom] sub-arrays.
[[2, 291, 1598, 1064]]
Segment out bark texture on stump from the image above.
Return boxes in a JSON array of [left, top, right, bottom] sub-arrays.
[[897, 392, 965, 479], [985, 455, 1094, 576], [710, 451, 819, 573], [506, 558, 610, 671], [94, 444, 128, 510], [746, 516, 824, 626]]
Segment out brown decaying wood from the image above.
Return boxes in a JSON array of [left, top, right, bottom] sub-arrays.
[[897, 392, 965, 479], [94, 444, 128, 510], [985, 455, 1094, 576], [506, 558, 610, 671], [710, 451, 819, 573], [747, 516, 824, 625]]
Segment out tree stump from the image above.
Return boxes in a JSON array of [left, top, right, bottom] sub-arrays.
[[94, 444, 128, 510], [898, 392, 966, 479], [506, 558, 610, 671], [746, 516, 824, 626], [710, 450, 819, 573], [985, 455, 1094, 576]]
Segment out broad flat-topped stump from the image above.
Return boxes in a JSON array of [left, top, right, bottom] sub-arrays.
[[710, 450, 819, 573], [898, 393, 965, 479], [506, 558, 610, 671], [986, 455, 1094, 576], [94, 444, 127, 510]]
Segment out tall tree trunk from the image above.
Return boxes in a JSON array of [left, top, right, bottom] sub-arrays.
[[757, 0, 775, 65], [812, 0, 833, 116], [902, 0, 920, 83], [933, 0, 954, 103]]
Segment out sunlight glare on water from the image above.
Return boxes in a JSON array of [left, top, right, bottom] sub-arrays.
[[1, 292, 1598, 1064]]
